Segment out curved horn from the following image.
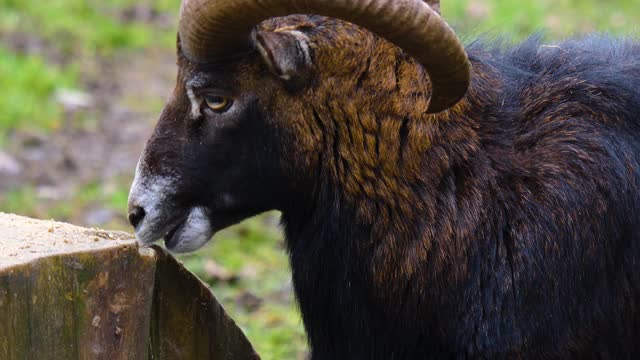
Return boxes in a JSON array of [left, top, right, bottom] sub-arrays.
[[179, 0, 470, 113]]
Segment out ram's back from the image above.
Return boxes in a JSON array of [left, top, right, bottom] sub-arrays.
[[461, 36, 640, 355]]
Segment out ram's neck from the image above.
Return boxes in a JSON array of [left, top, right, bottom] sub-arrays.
[[281, 49, 501, 288], [300, 52, 496, 216]]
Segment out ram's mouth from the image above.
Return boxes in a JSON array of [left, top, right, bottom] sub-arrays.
[[162, 207, 214, 253], [164, 221, 186, 248], [133, 207, 185, 246], [132, 201, 260, 253]]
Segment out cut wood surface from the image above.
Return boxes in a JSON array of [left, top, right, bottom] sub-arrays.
[[0, 213, 259, 360]]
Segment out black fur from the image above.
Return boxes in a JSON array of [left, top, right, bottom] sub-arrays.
[[281, 35, 640, 359]]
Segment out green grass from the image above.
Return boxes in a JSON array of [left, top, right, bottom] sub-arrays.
[[0, 0, 177, 55], [0, 178, 130, 223], [0, 46, 76, 139], [0, 187, 38, 215], [0, 0, 178, 138], [2, 1, 640, 359], [445, 0, 639, 41], [178, 215, 308, 359]]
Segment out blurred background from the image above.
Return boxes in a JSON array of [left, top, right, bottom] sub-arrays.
[[0, 0, 637, 358]]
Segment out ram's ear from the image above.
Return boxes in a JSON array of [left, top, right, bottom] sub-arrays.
[[254, 30, 312, 88]]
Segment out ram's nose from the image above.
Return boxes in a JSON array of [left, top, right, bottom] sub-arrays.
[[128, 205, 146, 228]]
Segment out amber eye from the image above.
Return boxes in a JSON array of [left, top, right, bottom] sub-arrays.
[[204, 95, 231, 112]]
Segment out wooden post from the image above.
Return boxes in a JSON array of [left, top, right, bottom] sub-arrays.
[[149, 246, 260, 359], [0, 213, 259, 360]]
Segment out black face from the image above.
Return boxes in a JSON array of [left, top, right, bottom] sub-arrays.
[[127, 58, 287, 252]]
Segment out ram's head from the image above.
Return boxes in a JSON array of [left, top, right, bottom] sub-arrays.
[[127, 0, 470, 252]]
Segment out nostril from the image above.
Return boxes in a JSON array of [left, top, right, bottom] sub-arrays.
[[128, 206, 146, 228]]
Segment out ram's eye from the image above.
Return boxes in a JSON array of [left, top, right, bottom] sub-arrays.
[[204, 95, 231, 112]]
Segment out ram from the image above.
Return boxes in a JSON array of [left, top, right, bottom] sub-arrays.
[[127, 0, 640, 358]]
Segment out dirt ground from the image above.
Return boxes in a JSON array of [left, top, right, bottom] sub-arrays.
[[1, 37, 177, 228]]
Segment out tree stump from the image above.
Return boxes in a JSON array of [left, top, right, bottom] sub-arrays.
[[0, 213, 259, 360]]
